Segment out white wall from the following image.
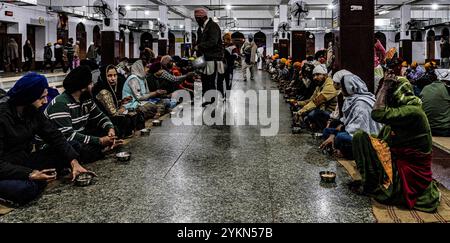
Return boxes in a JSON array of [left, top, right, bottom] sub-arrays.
[[0, 2, 101, 62], [133, 32, 140, 58], [315, 32, 325, 51], [412, 41, 426, 64], [35, 26, 46, 61]]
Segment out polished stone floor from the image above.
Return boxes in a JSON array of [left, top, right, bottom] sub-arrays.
[[0, 71, 376, 223]]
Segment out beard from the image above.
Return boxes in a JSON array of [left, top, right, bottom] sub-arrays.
[[80, 90, 92, 101]]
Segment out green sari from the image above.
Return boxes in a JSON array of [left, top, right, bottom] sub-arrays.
[[352, 77, 440, 212]]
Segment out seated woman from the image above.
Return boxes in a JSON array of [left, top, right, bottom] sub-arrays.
[[122, 60, 164, 120], [352, 77, 440, 212], [320, 72, 382, 159], [93, 65, 145, 138], [0, 73, 89, 205]]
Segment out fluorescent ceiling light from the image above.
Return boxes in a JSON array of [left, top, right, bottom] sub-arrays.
[[379, 10, 390, 15], [125, 5, 132, 11], [431, 3, 439, 10], [327, 4, 335, 10], [226, 5, 232, 10]]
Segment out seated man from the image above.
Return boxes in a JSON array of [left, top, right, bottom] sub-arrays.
[[0, 73, 89, 205], [352, 77, 440, 212], [45, 66, 119, 164], [294, 64, 338, 131], [420, 70, 450, 136], [320, 72, 382, 159]]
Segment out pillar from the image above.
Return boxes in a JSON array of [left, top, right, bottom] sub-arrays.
[[158, 5, 169, 56], [399, 5, 412, 63], [101, 0, 120, 64], [124, 29, 130, 58], [278, 5, 290, 58], [332, 0, 375, 92]]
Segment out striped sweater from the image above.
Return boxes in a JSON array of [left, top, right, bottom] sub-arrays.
[[44, 92, 114, 145]]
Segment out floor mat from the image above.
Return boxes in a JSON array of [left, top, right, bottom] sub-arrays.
[[372, 185, 450, 223], [337, 159, 450, 223]]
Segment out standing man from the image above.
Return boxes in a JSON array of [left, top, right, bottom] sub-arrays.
[[64, 38, 75, 72], [43, 42, 54, 72], [241, 35, 257, 82], [193, 8, 225, 106], [7, 38, 20, 73], [440, 37, 450, 69], [54, 39, 65, 71]]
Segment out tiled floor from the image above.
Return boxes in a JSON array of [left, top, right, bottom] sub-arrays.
[[0, 71, 377, 222]]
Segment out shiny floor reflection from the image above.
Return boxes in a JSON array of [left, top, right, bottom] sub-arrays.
[[0, 71, 375, 223]]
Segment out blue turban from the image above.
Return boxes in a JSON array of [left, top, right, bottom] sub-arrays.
[[7, 72, 49, 106]]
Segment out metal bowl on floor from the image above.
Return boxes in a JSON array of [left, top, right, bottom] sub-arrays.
[[292, 127, 302, 134], [116, 152, 131, 163], [152, 120, 162, 126], [140, 128, 151, 136], [75, 172, 94, 187], [170, 111, 176, 118], [192, 56, 206, 69], [319, 171, 336, 183], [312, 132, 323, 140]]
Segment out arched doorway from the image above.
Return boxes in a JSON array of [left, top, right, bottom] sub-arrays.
[[129, 31, 134, 58], [426, 30, 435, 62], [57, 13, 69, 44], [168, 32, 175, 56], [306, 32, 315, 56], [140, 32, 153, 50], [76, 22, 87, 59], [231, 31, 245, 50], [119, 29, 125, 59], [93, 25, 101, 47], [374, 31, 387, 49], [254, 31, 266, 47], [254, 31, 267, 57], [324, 32, 334, 49], [442, 28, 449, 38]]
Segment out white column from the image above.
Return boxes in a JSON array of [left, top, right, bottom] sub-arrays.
[[184, 18, 192, 44], [279, 5, 288, 23], [274, 18, 280, 43], [279, 5, 289, 40], [400, 5, 411, 40], [124, 30, 130, 58], [159, 5, 169, 40], [103, 0, 119, 32]]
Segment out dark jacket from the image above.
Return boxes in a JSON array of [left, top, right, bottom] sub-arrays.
[[23, 44, 33, 59], [441, 41, 450, 58], [0, 96, 79, 180], [44, 45, 53, 61], [196, 18, 223, 61]]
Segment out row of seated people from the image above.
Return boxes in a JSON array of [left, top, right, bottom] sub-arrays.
[[0, 50, 198, 206], [267, 54, 448, 213]]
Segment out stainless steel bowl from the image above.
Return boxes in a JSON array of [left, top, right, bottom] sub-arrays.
[[116, 152, 131, 162], [192, 56, 206, 69], [140, 128, 151, 136], [152, 120, 162, 126], [319, 171, 336, 183], [292, 127, 302, 134], [75, 173, 93, 187]]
